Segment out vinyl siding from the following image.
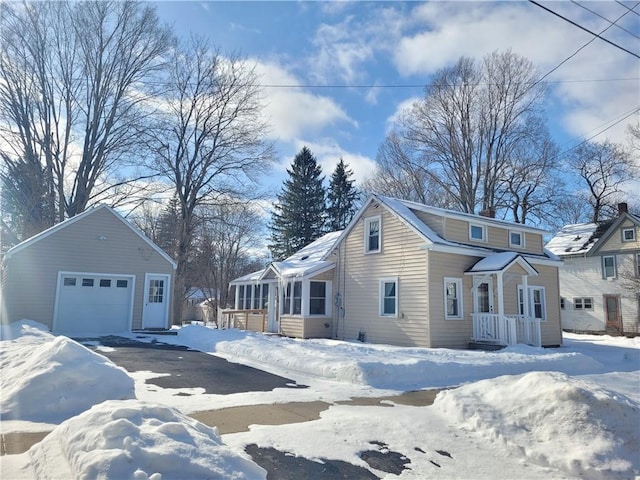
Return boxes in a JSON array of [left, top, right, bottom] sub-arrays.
[[303, 317, 332, 338], [3, 207, 173, 330], [280, 315, 303, 338], [597, 219, 640, 253], [412, 211, 445, 237], [558, 255, 640, 335], [427, 251, 478, 348], [334, 203, 430, 347]]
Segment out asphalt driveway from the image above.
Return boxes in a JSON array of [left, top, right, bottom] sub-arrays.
[[79, 335, 307, 395]]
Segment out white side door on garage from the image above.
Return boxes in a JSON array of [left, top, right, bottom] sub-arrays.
[[142, 273, 170, 329], [54, 272, 134, 336]]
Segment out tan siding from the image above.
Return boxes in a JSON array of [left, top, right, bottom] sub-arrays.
[[310, 269, 335, 282], [4, 207, 174, 330], [444, 218, 470, 244], [525, 233, 544, 254], [303, 317, 332, 338], [412, 211, 445, 237], [532, 264, 563, 346], [280, 316, 303, 338], [427, 251, 478, 348], [598, 219, 640, 253], [335, 203, 430, 347]]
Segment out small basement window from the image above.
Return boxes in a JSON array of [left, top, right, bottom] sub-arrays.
[[99, 279, 111, 287], [82, 278, 94, 287], [116, 280, 128, 288], [63, 277, 76, 287]]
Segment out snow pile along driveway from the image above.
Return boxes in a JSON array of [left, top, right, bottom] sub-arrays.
[[0, 321, 135, 423], [433, 371, 640, 480], [174, 325, 605, 390], [29, 399, 266, 480]]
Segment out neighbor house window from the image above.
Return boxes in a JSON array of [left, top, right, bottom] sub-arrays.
[[364, 216, 381, 253], [82, 278, 94, 287], [518, 285, 546, 321], [509, 231, 524, 248], [622, 227, 636, 242], [602, 255, 616, 279], [309, 281, 327, 315], [574, 297, 593, 310], [63, 277, 76, 287], [99, 279, 111, 287], [379, 278, 398, 317], [469, 224, 486, 242], [560, 297, 566, 310], [444, 277, 463, 319]]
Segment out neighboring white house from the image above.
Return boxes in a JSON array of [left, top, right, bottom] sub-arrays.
[[230, 194, 564, 349], [1, 205, 176, 336], [546, 203, 640, 335]]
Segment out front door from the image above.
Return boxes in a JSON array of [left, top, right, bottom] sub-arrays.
[[604, 294, 623, 335], [142, 274, 170, 329], [474, 279, 494, 314]]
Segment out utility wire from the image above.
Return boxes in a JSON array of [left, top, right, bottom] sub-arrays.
[[570, 0, 640, 39], [616, 0, 640, 16], [529, 0, 640, 59]]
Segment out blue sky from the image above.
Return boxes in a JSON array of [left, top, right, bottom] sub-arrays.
[[154, 1, 639, 194]]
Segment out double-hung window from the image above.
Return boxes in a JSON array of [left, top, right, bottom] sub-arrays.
[[574, 297, 593, 310], [518, 285, 546, 321], [282, 281, 302, 315], [602, 255, 616, 279], [309, 281, 327, 315], [364, 216, 381, 253], [379, 278, 398, 317], [444, 277, 463, 319]]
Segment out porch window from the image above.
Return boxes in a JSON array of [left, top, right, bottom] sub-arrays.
[[509, 231, 524, 248], [518, 285, 546, 321], [469, 224, 486, 242], [309, 281, 327, 315], [252, 284, 261, 309], [602, 255, 616, 279], [444, 277, 463, 319], [261, 284, 269, 309], [283, 281, 302, 315], [238, 285, 244, 309], [574, 297, 593, 310], [243, 285, 251, 310], [364, 216, 381, 253], [379, 278, 398, 317]]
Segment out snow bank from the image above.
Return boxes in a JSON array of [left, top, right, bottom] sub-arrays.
[[433, 371, 640, 480], [171, 325, 604, 390], [29, 399, 266, 480], [0, 320, 135, 423]]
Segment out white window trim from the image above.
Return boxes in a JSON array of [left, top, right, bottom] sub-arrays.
[[602, 255, 617, 279], [364, 215, 382, 254], [621, 227, 636, 242], [518, 285, 547, 321], [469, 223, 487, 243], [306, 280, 332, 317], [444, 277, 464, 320], [509, 230, 525, 248], [573, 297, 593, 310], [379, 277, 398, 317]]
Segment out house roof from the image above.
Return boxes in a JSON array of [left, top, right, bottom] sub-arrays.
[[5, 204, 177, 269], [230, 230, 342, 284], [465, 251, 538, 276], [545, 212, 639, 257]]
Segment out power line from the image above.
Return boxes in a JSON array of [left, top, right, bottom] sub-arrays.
[[529, 0, 640, 59], [570, 0, 640, 39], [616, 0, 640, 16]]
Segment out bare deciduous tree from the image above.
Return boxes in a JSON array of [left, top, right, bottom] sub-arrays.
[[146, 36, 273, 323], [568, 140, 638, 222], [0, 0, 172, 243]]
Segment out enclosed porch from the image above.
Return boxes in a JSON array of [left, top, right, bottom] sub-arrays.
[[465, 252, 543, 348]]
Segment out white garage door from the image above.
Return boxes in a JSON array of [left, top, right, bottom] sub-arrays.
[[55, 273, 134, 336]]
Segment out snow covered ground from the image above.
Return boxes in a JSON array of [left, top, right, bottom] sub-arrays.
[[1, 321, 638, 479]]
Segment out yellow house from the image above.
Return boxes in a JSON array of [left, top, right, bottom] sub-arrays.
[[230, 194, 564, 349]]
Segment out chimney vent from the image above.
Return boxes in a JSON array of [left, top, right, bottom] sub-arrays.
[[618, 202, 628, 216], [479, 207, 495, 218]]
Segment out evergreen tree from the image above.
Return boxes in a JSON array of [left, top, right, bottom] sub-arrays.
[[327, 158, 359, 231], [269, 147, 326, 260]]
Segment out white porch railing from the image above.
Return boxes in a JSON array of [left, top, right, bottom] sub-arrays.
[[472, 314, 541, 347]]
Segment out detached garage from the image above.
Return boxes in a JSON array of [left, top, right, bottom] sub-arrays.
[[1, 205, 176, 336]]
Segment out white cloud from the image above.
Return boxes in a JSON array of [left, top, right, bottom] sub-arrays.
[[253, 60, 356, 142]]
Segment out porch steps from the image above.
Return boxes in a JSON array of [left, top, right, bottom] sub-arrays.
[[468, 342, 505, 351]]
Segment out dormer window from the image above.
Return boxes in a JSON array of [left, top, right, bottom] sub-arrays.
[[469, 224, 486, 242], [509, 230, 524, 248], [364, 216, 381, 253], [622, 227, 636, 242]]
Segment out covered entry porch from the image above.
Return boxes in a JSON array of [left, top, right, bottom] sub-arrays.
[[465, 252, 543, 347]]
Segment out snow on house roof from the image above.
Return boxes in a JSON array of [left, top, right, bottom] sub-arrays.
[[271, 230, 342, 279], [545, 222, 600, 256], [230, 269, 265, 284], [375, 195, 448, 246], [465, 251, 538, 276]]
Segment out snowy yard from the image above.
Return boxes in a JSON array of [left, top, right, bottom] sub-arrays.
[[1, 320, 638, 479]]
